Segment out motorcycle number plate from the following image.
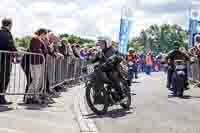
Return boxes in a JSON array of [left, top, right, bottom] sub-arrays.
[[128, 62, 134, 65], [176, 65, 185, 69], [129, 67, 133, 70]]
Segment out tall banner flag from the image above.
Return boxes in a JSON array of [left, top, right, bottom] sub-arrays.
[[118, 17, 132, 55], [118, 5, 133, 55], [188, 7, 200, 48]]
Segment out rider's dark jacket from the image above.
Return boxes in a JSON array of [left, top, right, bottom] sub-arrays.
[[91, 47, 124, 84], [92, 47, 123, 68], [165, 49, 190, 88], [166, 49, 190, 66], [92, 47, 116, 63]]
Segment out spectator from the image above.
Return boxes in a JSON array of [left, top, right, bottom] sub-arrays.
[[66, 42, 75, 57], [59, 38, 68, 57], [138, 53, 145, 72], [80, 47, 88, 60], [155, 54, 162, 72], [65, 42, 75, 80], [23, 31, 53, 103], [145, 50, 154, 75], [43, 31, 61, 100], [88, 48, 94, 60], [73, 44, 81, 80], [152, 55, 156, 72], [194, 34, 200, 58], [0, 18, 17, 104], [192, 34, 200, 81], [25, 28, 48, 104], [59, 38, 69, 84], [80, 48, 85, 60], [72, 44, 80, 58], [48, 33, 63, 59], [127, 48, 138, 79], [23, 30, 56, 103], [55, 38, 65, 83], [46, 33, 64, 96], [22, 33, 37, 102]]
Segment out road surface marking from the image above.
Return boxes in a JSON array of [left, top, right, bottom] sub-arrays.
[[0, 128, 27, 133]]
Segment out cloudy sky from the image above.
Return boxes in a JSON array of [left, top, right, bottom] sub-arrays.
[[0, 0, 199, 40]]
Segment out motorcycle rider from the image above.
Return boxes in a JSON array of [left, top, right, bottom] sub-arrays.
[[166, 41, 190, 90], [92, 36, 125, 103]]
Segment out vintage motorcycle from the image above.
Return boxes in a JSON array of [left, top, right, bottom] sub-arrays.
[[82, 56, 131, 115], [171, 60, 188, 97]]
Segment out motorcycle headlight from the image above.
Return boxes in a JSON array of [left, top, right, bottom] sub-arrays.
[[177, 71, 185, 75]]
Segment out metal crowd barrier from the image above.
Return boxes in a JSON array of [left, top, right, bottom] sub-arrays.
[[0, 49, 92, 101], [188, 57, 200, 82], [46, 55, 87, 90], [0, 50, 46, 96]]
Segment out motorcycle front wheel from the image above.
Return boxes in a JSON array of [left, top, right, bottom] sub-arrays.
[[86, 84, 109, 115]]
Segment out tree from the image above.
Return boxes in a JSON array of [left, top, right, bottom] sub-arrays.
[[128, 24, 188, 55], [60, 33, 69, 38], [15, 36, 31, 49], [65, 34, 94, 46]]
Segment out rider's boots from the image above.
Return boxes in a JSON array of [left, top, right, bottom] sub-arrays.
[[127, 80, 131, 86]]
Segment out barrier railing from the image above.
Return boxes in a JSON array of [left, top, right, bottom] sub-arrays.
[[188, 57, 200, 82], [0, 49, 96, 104], [46, 55, 85, 89], [0, 50, 87, 93], [0, 50, 46, 96]]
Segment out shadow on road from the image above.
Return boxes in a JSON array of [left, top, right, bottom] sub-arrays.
[[168, 95, 176, 98], [131, 92, 136, 96], [53, 86, 68, 93], [168, 95, 200, 99], [84, 107, 134, 119], [0, 105, 13, 112], [180, 95, 200, 99], [132, 81, 141, 84], [18, 103, 51, 110]]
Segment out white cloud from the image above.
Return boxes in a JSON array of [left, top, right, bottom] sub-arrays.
[[0, 0, 196, 41], [141, 0, 177, 5]]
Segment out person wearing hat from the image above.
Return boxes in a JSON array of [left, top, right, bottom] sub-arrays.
[[165, 41, 190, 90]]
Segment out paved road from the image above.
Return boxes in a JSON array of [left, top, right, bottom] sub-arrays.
[[0, 63, 81, 133], [0, 85, 81, 133], [84, 72, 200, 133]]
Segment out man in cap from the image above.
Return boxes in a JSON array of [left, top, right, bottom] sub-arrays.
[[0, 18, 17, 104]]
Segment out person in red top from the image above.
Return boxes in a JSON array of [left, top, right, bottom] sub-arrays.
[[127, 48, 138, 86], [128, 48, 137, 63], [145, 49, 154, 75]]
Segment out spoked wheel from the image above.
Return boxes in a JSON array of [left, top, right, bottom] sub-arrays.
[[86, 84, 109, 115], [119, 81, 131, 109]]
